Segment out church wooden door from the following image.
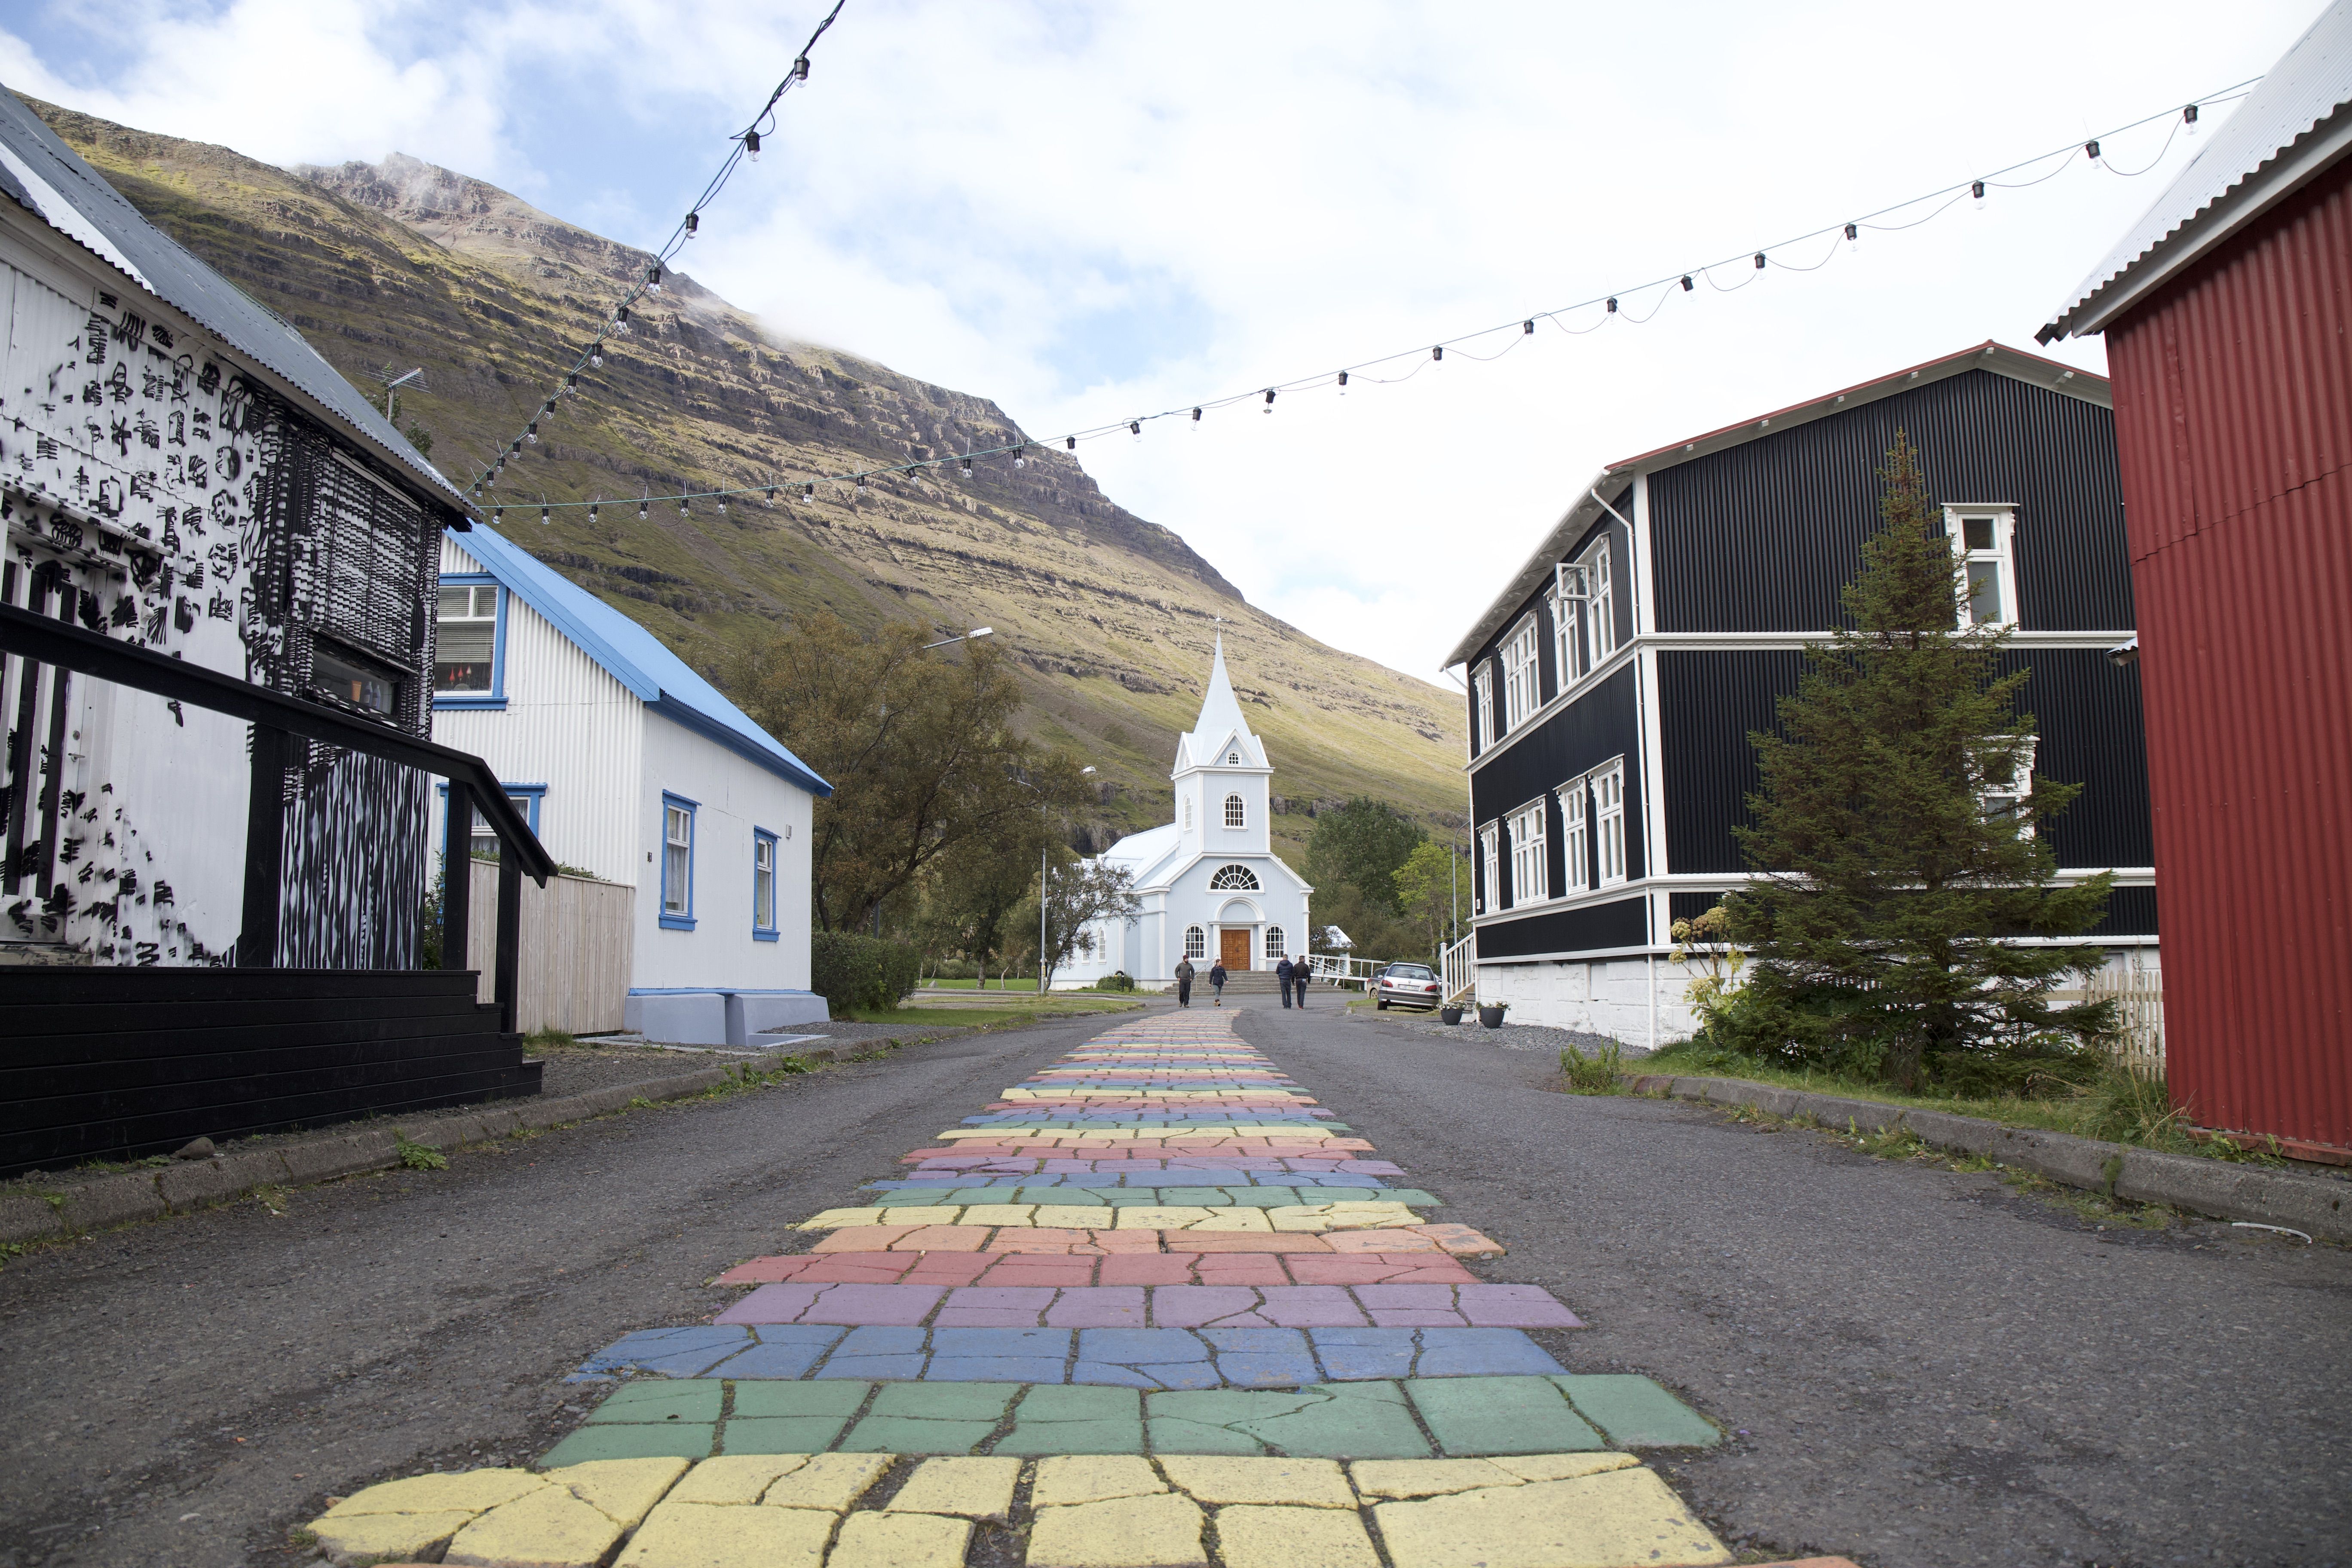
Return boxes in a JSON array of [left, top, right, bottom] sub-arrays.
[[1219, 928, 1251, 971]]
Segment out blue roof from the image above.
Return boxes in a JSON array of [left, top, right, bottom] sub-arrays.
[[0, 87, 467, 511], [449, 526, 831, 797]]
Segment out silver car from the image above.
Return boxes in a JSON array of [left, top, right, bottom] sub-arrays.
[[1374, 962, 1442, 1011]]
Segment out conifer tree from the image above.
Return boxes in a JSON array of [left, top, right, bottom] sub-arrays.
[[1721, 434, 2113, 1088]]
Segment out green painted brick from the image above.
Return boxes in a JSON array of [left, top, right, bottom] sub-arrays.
[[1552, 1375, 1721, 1448], [539, 1423, 713, 1468], [996, 1385, 1145, 1455], [870, 1383, 1020, 1421], [585, 1381, 724, 1424], [840, 1417, 999, 1455], [1148, 1382, 1429, 1460], [722, 1416, 855, 1454], [731, 1381, 871, 1418], [1404, 1377, 1603, 1456]]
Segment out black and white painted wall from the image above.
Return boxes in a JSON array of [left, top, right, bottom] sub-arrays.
[[1444, 344, 2156, 1044]]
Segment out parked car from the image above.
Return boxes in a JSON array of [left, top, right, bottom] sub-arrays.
[[1375, 962, 1443, 1011]]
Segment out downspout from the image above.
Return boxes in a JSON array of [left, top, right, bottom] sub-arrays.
[[1594, 482, 1659, 1051]]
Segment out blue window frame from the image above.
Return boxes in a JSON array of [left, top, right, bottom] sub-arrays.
[[433, 574, 508, 710], [436, 781, 545, 860], [752, 827, 779, 941], [660, 792, 698, 930]]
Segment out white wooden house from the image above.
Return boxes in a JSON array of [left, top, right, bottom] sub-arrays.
[[428, 525, 830, 1044]]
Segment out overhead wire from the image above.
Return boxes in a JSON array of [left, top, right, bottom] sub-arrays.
[[477, 75, 2255, 519]]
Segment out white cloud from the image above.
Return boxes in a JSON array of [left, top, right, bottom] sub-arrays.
[[10, 0, 2315, 685]]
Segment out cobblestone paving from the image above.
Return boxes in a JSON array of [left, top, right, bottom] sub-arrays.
[[304, 1011, 1852, 1567]]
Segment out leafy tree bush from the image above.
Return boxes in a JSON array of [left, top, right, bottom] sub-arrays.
[[1305, 798, 1426, 916], [1718, 434, 2114, 1090], [1096, 971, 1136, 992], [810, 930, 923, 1013]]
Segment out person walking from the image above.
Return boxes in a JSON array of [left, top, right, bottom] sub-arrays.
[[1292, 956, 1311, 1010], [1274, 955, 1295, 1008], [1174, 956, 1195, 1008], [1208, 959, 1228, 1005]]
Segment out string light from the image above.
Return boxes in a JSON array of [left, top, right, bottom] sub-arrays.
[[589, 502, 599, 524], [1972, 179, 1986, 208], [765, 484, 777, 506], [744, 130, 761, 161], [2086, 139, 2102, 162], [639, 499, 649, 521], [684, 212, 700, 239], [647, 265, 663, 294], [476, 72, 2255, 524], [589, 344, 603, 369], [540, 504, 550, 525], [525, 422, 538, 444], [2184, 102, 2200, 136]]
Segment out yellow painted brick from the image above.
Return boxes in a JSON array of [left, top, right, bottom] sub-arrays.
[[1032, 1205, 1121, 1229], [763, 1452, 897, 1512], [320, 1470, 545, 1517], [1320, 1204, 1419, 1229], [1213, 1504, 1382, 1568], [445, 1484, 622, 1567], [616, 1500, 836, 1568], [547, 1456, 691, 1527], [1185, 1208, 1273, 1232], [309, 1509, 477, 1565], [958, 1204, 1037, 1226], [1369, 1469, 1732, 1568], [1029, 1456, 1167, 1510], [1158, 1457, 1354, 1508], [666, 1455, 812, 1506], [830, 1510, 974, 1568], [799, 1207, 888, 1229], [1487, 1453, 1640, 1483], [1113, 1207, 1214, 1229], [886, 1457, 1022, 1519], [1027, 1492, 1207, 1567], [1265, 1210, 1332, 1233], [1346, 1460, 1522, 1500]]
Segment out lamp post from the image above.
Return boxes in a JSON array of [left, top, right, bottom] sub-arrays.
[[1018, 763, 1093, 993]]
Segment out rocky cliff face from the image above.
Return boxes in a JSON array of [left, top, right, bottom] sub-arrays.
[[28, 102, 1466, 854]]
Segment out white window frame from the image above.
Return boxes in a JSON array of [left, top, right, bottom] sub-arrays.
[[1546, 581, 1578, 692], [660, 795, 697, 928], [1947, 507, 2018, 629], [1184, 924, 1207, 959], [1978, 735, 2038, 838], [1264, 925, 1286, 960], [1507, 800, 1548, 908], [1583, 538, 1617, 668], [1478, 825, 1500, 915], [1183, 794, 1194, 832], [752, 828, 778, 939], [1472, 667, 1494, 753], [1558, 777, 1589, 894], [1500, 619, 1540, 732], [1591, 761, 1628, 887], [1224, 792, 1246, 829]]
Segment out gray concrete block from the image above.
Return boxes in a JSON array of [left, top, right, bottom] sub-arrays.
[[157, 1159, 248, 1211], [0, 1194, 67, 1245], [280, 1132, 397, 1185], [412, 1116, 487, 1149], [56, 1176, 167, 1232]]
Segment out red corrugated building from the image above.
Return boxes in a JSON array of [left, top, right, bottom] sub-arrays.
[[2043, 3, 2352, 1158]]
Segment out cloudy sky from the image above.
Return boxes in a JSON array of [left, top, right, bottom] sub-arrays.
[[6, 0, 2318, 685]]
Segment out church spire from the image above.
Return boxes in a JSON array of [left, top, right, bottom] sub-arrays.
[[1176, 631, 1266, 775]]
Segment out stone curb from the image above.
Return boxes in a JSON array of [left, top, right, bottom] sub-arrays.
[[0, 1041, 891, 1249], [1624, 1072, 2352, 1244]]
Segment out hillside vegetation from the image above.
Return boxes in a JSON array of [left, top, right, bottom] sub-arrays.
[[29, 100, 1467, 861]]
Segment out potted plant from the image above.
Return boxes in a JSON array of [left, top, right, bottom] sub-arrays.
[[1477, 1001, 1508, 1029], [1439, 1003, 1464, 1025]]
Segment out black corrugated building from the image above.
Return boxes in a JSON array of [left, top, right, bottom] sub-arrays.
[[1442, 342, 2154, 1043]]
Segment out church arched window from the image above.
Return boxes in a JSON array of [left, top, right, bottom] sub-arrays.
[[1227, 750, 1240, 765], [1264, 925, 1286, 959], [1183, 796, 1193, 831], [1208, 864, 1261, 891], [1224, 793, 1246, 828], [1184, 925, 1207, 959]]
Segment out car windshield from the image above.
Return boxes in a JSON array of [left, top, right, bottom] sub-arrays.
[[1387, 965, 1436, 980]]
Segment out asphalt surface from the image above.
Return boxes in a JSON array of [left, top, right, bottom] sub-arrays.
[[0, 999, 2344, 1567]]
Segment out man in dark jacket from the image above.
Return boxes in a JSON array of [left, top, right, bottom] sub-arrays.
[[1292, 956, 1311, 1009], [1174, 957, 1195, 1007], [1274, 955, 1295, 1007], [1208, 961, 1228, 1004]]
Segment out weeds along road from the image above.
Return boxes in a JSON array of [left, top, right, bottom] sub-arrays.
[[1247, 1006, 2352, 1568], [0, 1016, 1119, 1568], [1, 1000, 2345, 1567]]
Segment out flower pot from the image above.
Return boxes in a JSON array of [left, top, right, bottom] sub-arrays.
[[1439, 1005, 1464, 1026], [1477, 1004, 1507, 1029]]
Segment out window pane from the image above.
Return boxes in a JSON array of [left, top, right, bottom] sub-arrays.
[[439, 586, 472, 619], [1963, 517, 1995, 551], [1966, 561, 2003, 623]]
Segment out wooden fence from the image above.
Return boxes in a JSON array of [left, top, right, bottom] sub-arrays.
[[464, 863, 634, 1035]]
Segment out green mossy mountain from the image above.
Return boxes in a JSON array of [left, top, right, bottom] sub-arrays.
[[26, 99, 1466, 860]]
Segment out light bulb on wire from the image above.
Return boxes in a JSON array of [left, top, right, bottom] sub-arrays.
[[744, 130, 762, 162], [2184, 103, 2200, 137], [1972, 179, 1986, 209]]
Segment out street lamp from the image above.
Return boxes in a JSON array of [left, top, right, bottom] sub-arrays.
[[1020, 763, 1094, 994], [923, 626, 994, 650]]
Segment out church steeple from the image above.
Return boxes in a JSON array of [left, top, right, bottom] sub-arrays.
[[1175, 634, 1267, 775]]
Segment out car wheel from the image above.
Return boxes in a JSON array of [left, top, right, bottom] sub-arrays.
[[1375, 997, 1387, 1010]]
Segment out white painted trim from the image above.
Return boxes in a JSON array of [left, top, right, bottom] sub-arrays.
[[1629, 475, 1655, 640], [1638, 647, 1667, 884]]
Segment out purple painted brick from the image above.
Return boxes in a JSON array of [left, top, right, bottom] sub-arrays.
[[1253, 1286, 1369, 1328], [1149, 1287, 1263, 1328], [937, 1287, 1057, 1328], [806, 1284, 947, 1326], [1458, 1284, 1585, 1328], [714, 1283, 824, 1325], [1044, 1288, 1147, 1329]]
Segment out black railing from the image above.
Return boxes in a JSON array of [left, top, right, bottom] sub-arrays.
[[0, 603, 551, 1030]]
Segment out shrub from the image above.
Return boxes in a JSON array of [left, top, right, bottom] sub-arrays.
[[811, 931, 923, 1013], [1096, 971, 1136, 992], [1560, 1041, 1625, 1095]]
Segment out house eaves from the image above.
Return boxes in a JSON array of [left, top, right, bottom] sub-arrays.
[[1442, 341, 2110, 669]]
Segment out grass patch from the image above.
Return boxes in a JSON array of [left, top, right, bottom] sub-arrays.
[[851, 995, 1139, 1027], [1640, 1041, 2286, 1165], [525, 1026, 580, 1049], [922, 978, 1040, 991], [1560, 1041, 1625, 1095]]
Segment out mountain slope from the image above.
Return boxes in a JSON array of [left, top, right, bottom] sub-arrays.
[[25, 100, 1467, 859]]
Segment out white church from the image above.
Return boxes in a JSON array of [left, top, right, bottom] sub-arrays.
[[1057, 639, 1314, 987]]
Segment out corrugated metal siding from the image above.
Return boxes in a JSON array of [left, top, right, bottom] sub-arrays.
[[1994, 649, 2155, 871], [2102, 160, 2352, 1149], [1649, 370, 2133, 633], [432, 537, 645, 887], [1468, 664, 1645, 887], [1477, 895, 1647, 958], [1658, 650, 1801, 874]]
